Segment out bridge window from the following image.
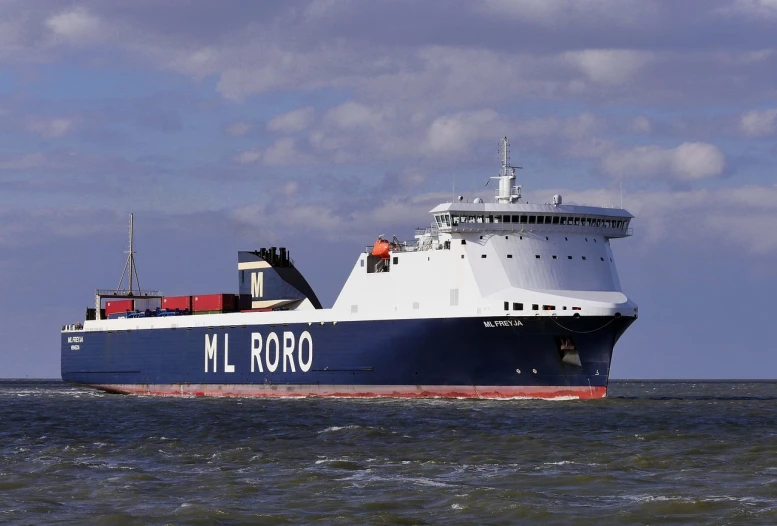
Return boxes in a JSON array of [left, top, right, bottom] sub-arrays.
[[512, 215, 520, 223], [574, 217, 581, 226], [503, 215, 511, 223], [552, 216, 560, 224], [560, 217, 567, 225], [451, 215, 459, 225], [528, 216, 536, 224], [513, 303, 523, 311]]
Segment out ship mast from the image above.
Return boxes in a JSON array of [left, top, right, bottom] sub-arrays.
[[116, 213, 142, 294], [93, 214, 162, 321], [489, 137, 522, 204]]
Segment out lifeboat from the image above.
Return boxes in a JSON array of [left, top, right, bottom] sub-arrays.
[[372, 238, 392, 260]]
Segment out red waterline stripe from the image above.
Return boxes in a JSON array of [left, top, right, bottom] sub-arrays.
[[88, 384, 607, 400]]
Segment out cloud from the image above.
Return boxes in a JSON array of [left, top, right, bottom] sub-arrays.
[[632, 116, 652, 134], [481, 0, 658, 27], [267, 107, 315, 134], [740, 108, 777, 137], [540, 184, 777, 255], [225, 121, 252, 137], [234, 137, 307, 166], [23, 116, 81, 138], [601, 142, 726, 181], [45, 7, 102, 43], [424, 109, 503, 156], [564, 49, 654, 85], [717, 0, 777, 18]]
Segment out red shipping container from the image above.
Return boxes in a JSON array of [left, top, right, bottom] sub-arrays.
[[163, 295, 192, 311], [192, 293, 235, 312], [105, 299, 134, 316]]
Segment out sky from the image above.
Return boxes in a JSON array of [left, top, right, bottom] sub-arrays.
[[1, 0, 776, 379]]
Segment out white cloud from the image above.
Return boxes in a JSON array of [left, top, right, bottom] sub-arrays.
[[234, 138, 307, 166], [718, 0, 777, 18], [481, 0, 657, 27], [632, 116, 652, 134], [25, 116, 79, 138], [601, 142, 725, 181], [45, 7, 102, 43], [564, 49, 653, 85], [540, 185, 777, 254], [225, 121, 252, 137], [424, 109, 503, 156], [267, 107, 315, 134], [740, 108, 777, 137]]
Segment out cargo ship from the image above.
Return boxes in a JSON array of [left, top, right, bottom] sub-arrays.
[[61, 138, 637, 399]]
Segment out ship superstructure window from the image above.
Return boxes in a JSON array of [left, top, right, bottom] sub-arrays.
[[504, 301, 509, 310], [543, 305, 556, 311], [507, 254, 513, 258], [552, 255, 557, 259], [529, 216, 536, 224], [532, 304, 539, 311], [553, 216, 559, 224], [520, 215, 527, 223], [393, 257, 399, 264], [535, 255, 540, 259], [481, 254, 487, 258], [461, 240, 466, 245], [503, 215, 511, 222], [513, 303, 523, 310]]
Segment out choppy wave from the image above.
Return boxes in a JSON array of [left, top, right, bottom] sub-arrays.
[[2, 380, 777, 524]]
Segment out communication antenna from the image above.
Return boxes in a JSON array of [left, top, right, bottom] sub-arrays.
[[116, 213, 142, 295]]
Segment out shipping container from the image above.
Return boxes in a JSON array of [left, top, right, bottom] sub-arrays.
[[163, 295, 191, 311], [192, 293, 236, 312], [105, 299, 134, 316], [135, 298, 162, 311]]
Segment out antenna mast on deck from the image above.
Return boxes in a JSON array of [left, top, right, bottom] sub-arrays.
[[487, 137, 523, 204], [116, 213, 142, 295]]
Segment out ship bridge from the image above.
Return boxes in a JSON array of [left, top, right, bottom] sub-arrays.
[[429, 202, 633, 239]]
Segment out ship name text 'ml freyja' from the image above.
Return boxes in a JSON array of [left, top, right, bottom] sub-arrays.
[[61, 138, 637, 399]]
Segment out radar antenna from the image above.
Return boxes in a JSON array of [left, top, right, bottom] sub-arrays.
[[116, 213, 142, 294], [486, 137, 523, 203]]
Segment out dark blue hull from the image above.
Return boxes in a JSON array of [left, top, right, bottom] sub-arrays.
[[61, 315, 634, 398]]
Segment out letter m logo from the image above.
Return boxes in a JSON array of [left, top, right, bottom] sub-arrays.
[[251, 272, 264, 298], [205, 334, 217, 372]]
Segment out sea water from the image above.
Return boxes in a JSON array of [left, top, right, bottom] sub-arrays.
[[1, 380, 776, 524]]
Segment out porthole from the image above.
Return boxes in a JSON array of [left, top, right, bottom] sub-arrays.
[[568, 256, 572, 260], [552, 255, 557, 259], [535, 255, 541, 259]]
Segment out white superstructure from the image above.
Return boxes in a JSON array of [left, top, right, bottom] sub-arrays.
[[334, 137, 636, 320]]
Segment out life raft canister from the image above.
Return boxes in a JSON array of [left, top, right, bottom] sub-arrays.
[[372, 239, 392, 260]]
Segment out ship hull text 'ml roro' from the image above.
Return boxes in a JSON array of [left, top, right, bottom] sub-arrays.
[[61, 138, 637, 399]]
